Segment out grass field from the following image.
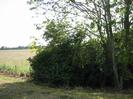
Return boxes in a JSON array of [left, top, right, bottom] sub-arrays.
[[0, 49, 34, 74], [0, 74, 133, 99]]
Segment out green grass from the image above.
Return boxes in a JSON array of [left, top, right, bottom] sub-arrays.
[[0, 64, 31, 74], [0, 49, 34, 74], [0, 74, 133, 99]]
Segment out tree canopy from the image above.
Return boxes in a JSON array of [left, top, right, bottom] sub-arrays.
[[28, 0, 133, 89]]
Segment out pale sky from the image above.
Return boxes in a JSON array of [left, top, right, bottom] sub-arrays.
[[0, 0, 40, 47]]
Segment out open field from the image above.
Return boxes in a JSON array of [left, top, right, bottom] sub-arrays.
[[0, 74, 133, 99], [0, 49, 34, 74]]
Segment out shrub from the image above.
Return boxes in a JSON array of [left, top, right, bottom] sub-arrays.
[[29, 39, 106, 87], [30, 41, 73, 86]]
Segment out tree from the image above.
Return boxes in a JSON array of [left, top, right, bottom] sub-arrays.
[[28, 0, 133, 88], [65, 0, 120, 88]]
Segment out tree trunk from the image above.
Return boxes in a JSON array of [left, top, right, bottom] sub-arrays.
[[106, 0, 120, 89], [111, 41, 120, 88], [119, 76, 123, 89], [124, 0, 131, 55]]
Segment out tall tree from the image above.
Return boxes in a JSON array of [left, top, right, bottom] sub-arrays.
[[28, 0, 133, 88]]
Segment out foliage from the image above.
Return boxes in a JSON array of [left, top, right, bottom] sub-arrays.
[[30, 21, 107, 87], [29, 0, 133, 88]]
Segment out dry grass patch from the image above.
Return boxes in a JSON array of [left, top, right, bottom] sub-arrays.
[[0, 50, 35, 75]]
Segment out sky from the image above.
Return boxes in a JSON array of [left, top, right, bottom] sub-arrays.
[[0, 0, 40, 47]]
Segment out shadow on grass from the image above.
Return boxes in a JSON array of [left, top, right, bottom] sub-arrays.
[[0, 81, 75, 99], [0, 81, 133, 99]]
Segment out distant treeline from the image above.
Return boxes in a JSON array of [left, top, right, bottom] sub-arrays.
[[0, 46, 30, 50]]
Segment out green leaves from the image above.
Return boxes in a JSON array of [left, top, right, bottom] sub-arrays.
[[115, 7, 126, 15], [90, 22, 95, 29], [44, 20, 69, 46], [113, 0, 117, 3], [70, 0, 75, 3], [29, 0, 133, 88]]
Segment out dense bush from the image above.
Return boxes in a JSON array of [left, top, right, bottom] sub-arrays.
[[30, 39, 112, 87], [30, 41, 73, 86]]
